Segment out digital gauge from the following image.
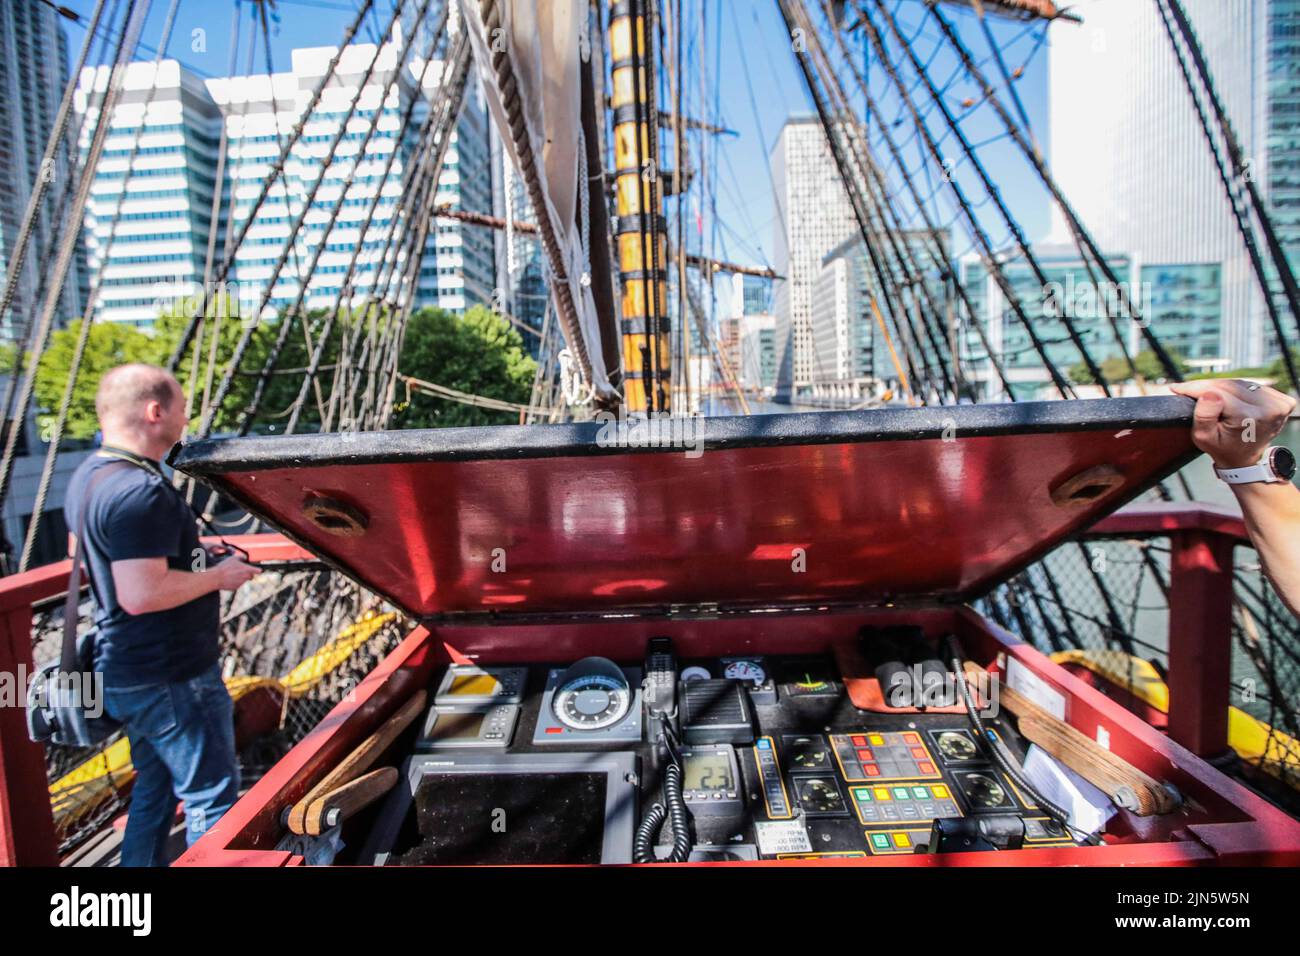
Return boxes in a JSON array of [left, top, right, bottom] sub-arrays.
[[552, 657, 632, 730]]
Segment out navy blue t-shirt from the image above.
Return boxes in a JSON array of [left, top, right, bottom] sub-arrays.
[[64, 453, 220, 687]]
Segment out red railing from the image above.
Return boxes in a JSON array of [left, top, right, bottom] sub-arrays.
[[1087, 502, 1249, 758], [0, 535, 312, 867]]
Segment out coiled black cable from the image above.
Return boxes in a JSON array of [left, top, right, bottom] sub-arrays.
[[633, 756, 692, 863]]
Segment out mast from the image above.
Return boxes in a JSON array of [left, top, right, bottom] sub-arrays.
[[609, 0, 672, 413]]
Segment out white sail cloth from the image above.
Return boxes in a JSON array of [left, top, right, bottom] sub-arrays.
[[462, 0, 616, 402]]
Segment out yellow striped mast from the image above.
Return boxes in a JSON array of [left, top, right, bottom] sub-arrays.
[[608, 0, 671, 413]]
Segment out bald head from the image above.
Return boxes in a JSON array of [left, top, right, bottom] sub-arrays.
[[95, 364, 181, 432]]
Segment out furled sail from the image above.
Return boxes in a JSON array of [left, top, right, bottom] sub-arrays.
[[462, 0, 617, 404]]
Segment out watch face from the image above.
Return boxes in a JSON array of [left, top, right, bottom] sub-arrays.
[[1271, 447, 1297, 482]]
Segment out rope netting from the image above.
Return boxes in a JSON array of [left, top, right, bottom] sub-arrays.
[[980, 530, 1300, 799], [32, 569, 408, 855]]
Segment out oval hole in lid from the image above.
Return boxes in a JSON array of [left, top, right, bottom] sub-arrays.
[[1049, 464, 1125, 508], [302, 494, 369, 536]]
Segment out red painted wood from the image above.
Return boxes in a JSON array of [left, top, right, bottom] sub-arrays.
[[1087, 501, 1248, 542], [1167, 530, 1236, 757], [0, 604, 57, 866], [176, 625, 442, 864], [211, 427, 1195, 618], [180, 603, 1300, 868]]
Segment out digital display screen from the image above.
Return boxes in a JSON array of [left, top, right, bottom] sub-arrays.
[[430, 711, 485, 740], [392, 773, 607, 865], [447, 673, 500, 697], [684, 752, 733, 791]]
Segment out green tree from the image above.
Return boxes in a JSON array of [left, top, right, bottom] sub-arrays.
[[1067, 348, 1186, 386], [392, 305, 537, 429], [32, 299, 538, 443], [1266, 348, 1300, 386], [34, 320, 156, 441], [33, 292, 253, 442], [1133, 347, 1187, 382], [237, 306, 361, 435], [148, 296, 252, 433]]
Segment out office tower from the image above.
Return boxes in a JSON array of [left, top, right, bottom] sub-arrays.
[[725, 273, 773, 392], [0, 0, 86, 340], [736, 272, 772, 316], [491, 117, 548, 349], [428, 75, 496, 311], [770, 117, 858, 394], [812, 231, 952, 402], [1049, 0, 1291, 367], [207, 36, 494, 321], [963, 246, 1130, 400], [76, 60, 223, 327], [0, 0, 95, 568], [740, 312, 777, 392]]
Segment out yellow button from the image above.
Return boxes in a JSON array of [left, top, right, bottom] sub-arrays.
[[873, 787, 892, 801], [893, 832, 912, 848], [869, 734, 885, 746], [932, 785, 949, 799]]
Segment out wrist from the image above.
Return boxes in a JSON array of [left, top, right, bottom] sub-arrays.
[[1210, 449, 1265, 471], [1213, 446, 1297, 484]]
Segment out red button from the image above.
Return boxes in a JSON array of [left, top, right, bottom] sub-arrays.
[[918, 761, 935, 774], [863, 764, 880, 777], [851, 735, 867, 747], [910, 747, 927, 760], [903, 732, 921, 744], [856, 749, 874, 762], [545, 727, 564, 734]]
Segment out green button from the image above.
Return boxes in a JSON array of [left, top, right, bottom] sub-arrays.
[[871, 833, 890, 849], [854, 788, 871, 801], [893, 787, 910, 800], [912, 786, 928, 799]]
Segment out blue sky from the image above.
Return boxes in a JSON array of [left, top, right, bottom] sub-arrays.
[[60, 0, 1060, 280]]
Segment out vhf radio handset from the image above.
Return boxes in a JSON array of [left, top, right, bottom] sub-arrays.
[[634, 637, 693, 863], [643, 636, 678, 721]]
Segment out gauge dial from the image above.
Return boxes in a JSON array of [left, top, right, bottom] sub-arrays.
[[789, 736, 829, 770], [936, 731, 978, 761], [796, 777, 845, 814], [552, 657, 631, 730], [962, 772, 1009, 809], [723, 659, 766, 685]]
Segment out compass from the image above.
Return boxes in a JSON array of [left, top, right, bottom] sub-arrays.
[[551, 657, 632, 730]]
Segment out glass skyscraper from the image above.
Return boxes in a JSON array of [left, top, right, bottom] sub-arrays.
[[209, 40, 495, 322], [0, 0, 86, 340], [1049, 0, 1295, 368], [77, 60, 223, 327]]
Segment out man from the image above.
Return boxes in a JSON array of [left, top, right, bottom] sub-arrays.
[[64, 364, 260, 866], [1170, 379, 1300, 617]]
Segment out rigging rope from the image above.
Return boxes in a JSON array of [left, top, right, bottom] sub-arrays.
[[0, 0, 150, 521], [164, 0, 378, 373], [19, 0, 183, 572]]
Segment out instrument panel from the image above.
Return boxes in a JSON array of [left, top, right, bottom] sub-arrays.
[[363, 646, 1078, 865]]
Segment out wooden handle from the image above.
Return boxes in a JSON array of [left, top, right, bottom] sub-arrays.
[[302, 766, 399, 836], [962, 662, 1176, 816], [286, 689, 426, 835]]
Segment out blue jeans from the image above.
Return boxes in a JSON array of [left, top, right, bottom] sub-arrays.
[[104, 663, 240, 867]]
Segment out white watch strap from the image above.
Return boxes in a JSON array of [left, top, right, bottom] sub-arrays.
[[1215, 460, 1280, 484]]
